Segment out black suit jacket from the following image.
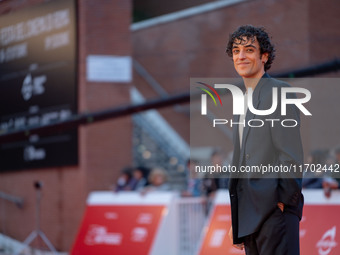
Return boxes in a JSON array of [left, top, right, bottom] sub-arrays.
[[229, 73, 304, 244]]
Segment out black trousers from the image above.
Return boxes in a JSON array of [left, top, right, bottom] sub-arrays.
[[243, 207, 300, 255]]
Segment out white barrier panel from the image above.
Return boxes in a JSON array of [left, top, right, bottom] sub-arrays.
[[71, 191, 178, 255], [197, 189, 340, 255]]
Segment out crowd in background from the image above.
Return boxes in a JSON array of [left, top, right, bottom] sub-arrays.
[[302, 146, 340, 197], [112, 146, 340, 200]]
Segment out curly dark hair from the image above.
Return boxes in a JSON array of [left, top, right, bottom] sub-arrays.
[[226, 25, 276, 71]]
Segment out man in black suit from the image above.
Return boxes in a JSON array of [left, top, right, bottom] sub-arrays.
[[226, 25, 304, 255]]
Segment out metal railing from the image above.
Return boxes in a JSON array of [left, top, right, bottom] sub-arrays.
[[176, 197, 207, 255], [0, 191, 24, 254], [0, 192, 23, 208]]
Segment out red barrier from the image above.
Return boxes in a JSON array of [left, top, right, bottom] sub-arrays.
[[198, 190, 340, 255], [71, 190, 340, 255], [71, 191, 177, 255]]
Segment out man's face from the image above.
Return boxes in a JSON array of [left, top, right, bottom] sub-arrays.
[[232, 36, 268, 79]]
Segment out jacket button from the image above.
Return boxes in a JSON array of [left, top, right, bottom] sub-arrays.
[[246, 154, 250, 160]]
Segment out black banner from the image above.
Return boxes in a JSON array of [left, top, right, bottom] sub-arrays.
[[0, 0, 77, 171]]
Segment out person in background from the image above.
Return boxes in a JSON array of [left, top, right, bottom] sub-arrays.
[[142, 167, 170, 192], [182, 159, 204, 197], [333, 146, 340, 185], [213, 149, 230, 190], [130, 166, 149, 191], [114, 167, 134, 192], [302, 149, 328, 189], [322, 146, 340, 197], [202, 150, 221, 196]]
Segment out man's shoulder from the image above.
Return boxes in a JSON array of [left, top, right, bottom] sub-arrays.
[[265, 76, 291, 89], [259, 76, 294, 102]]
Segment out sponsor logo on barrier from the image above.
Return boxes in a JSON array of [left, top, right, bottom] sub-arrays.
[[216, 214, 231, 222], [137, 213, 153, 224], [85, 225, 122, 246], [131, 227, 148, 242], [209, 229, 227, 247], [104, 212, 118, 220], [316, 226, 337, 255], [300, 229, 307, 238]]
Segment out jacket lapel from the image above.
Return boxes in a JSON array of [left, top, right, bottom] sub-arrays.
[[240, 97, 260, 151], [239, 73, 270, 166], [231, 114, 240, 179]]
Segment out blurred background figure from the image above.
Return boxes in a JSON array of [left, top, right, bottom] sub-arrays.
[[333, 146, 340, 184], [203, 149, 230, 198], [143, 167, 170, 192], [323, 177, 339, 198], [130, 166, 150, 191], [322, 146, 340, 198], [182, 159, 204, 197], [202, 150, 220, 197], [302, 149, 328, 189], [212, 149, 230, 190], [113, 167, 134, 192], [302, 148, 340, 198]]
